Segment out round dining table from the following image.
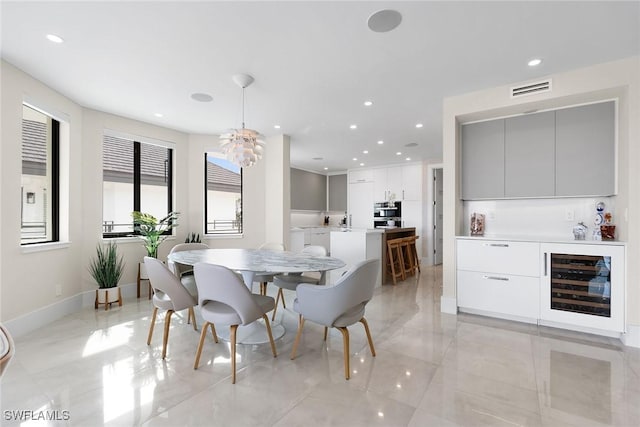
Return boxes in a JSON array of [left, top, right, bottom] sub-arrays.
[[167, 248, 346, 344]]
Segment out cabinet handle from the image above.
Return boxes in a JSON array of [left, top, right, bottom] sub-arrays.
[[484, 243, 509, 247], [482, 275, 510, 281], [402, 190, 405, 200], [544, 252, 548, 276]]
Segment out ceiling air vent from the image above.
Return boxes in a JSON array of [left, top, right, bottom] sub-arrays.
[[510, 79, 552, 98]]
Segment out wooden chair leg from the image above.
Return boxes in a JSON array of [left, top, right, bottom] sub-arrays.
[[137, 264, 141, 298], [360, 317, 376, 357], [290, 316, 305, 359], [262, 314, 277, 357], [272, 288, 283, 321], [230, 324, 238, 384], [188, 307, 197, 331], [193, 321, 209, 369], [261, 282, 267, 296], [337, 327, 350, 380], [147, 307, 158, 345], [162, 310, 174, 359], [210, 322, 219, 343], [323, 326, 328, 341]]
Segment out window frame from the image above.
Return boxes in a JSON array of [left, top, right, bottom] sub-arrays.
[[20, 107, 60, 246], [102, 137, 174, 239], [203, 153, 243, 236]]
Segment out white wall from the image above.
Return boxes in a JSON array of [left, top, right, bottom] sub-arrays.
[[442, 57, 640, 334]]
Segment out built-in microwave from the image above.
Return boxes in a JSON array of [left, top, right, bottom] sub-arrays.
[[373, 201, 401, 228]]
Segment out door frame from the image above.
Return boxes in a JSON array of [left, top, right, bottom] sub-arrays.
[[425, 163, 443, 266]]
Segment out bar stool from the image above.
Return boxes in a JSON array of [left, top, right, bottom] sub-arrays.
[[386, 238, 406, 285], [402, 236, 421, 276]]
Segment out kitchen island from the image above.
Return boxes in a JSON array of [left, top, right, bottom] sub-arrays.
[[329, 228, 383, 286]]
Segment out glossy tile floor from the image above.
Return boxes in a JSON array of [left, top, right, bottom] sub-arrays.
[[2, 265, 640, 426]]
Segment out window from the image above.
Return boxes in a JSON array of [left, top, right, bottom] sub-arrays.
[[102, 134, 173, 237], [21, 105, 59, 244], [204, 153, 242, 235]]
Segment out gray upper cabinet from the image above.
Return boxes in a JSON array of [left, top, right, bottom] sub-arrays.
[[504, 111, 556, 198], [461, 119, 505, 200], [291, 168, 327, 211], [555, 101, 615, 197], [328, 174, 347, 212]]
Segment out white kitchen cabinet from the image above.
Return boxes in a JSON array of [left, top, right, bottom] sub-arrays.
[[373, 168, 388, 201], [290, 229, 305, 252], [540, 242, 624, 333], [308, 228, 331, 252], [456, 238, 540, 322], [348, 181, 373, 229], [329, 230, 382, 286], [349, 169, 373, 183], [401, 164, 422, 201]]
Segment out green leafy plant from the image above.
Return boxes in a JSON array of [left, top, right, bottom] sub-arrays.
[[89, 242, 125, 289], [131, 211, 180, 258], [185, 232, 201, 243]]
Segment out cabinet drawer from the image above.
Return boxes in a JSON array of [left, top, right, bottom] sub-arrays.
[[457, 270, 539, 319], [457, 239, 540, 276]]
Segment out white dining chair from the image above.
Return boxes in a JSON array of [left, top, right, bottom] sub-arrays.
[[255, 242, 285, 295], [167, 242, 209, 294], [271, 245, 327, 321], [144, 256, 198, 359], [290, 259, 379, 380], [193, 262, 277, 384]]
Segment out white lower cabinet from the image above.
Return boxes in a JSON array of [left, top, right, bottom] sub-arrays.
[[456, 238, 626, 335], [457, 270, 540, 319], [456, 238, 540, 323]]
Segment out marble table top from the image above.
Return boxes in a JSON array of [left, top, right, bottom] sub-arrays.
[[168, 248, 346, 274]]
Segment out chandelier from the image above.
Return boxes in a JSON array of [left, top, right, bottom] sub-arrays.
[[220, 74, 265, 168]]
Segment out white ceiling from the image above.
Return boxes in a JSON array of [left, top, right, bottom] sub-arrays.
[[2, 1, 638, 173]]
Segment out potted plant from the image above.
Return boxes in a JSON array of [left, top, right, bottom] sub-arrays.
[[131, 211, 180, 258], [131, 211, 179, 297], [89, 241, 125, 310]]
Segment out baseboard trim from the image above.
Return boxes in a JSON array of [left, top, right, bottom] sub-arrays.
[[622, 324, 640, 348], [440, 296, 457, 315], [4, 282, 138, 338]]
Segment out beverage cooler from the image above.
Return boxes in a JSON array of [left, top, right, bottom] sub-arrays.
[[540, 243, 625, 333]]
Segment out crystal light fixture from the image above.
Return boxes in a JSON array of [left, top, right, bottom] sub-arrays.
[[219, 74, 264, 168]]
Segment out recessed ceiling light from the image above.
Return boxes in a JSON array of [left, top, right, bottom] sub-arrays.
[[154, 113, 163, 118], [323, 167, 328, 170], [191, 92, 213, 102], [312, 157, 323, 161], [352, 157, 358, 161], [364, 101, 373, 106], [274, 124, 281, 129], [46, 34, 64, 43], [367, 9, 402, 33], [415, 123, 423, 128], [528, 58, 543, 67], [405, 142, 418, 147], [360, 163, 365, 166], [363, 150, 368, 154], [396, 152, 402, 155], [377, 140, 384, 145], [405, 157, 411, 161], [350, 124, 357, 129]]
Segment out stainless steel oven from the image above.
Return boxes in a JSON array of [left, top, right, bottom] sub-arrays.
[[373, 201, 401, 228]]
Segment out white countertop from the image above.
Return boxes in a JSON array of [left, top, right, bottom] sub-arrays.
[[456, 234, 626, 245]]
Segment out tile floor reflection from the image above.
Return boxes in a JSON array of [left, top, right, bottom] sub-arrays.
[[1, 265, 639, 426]]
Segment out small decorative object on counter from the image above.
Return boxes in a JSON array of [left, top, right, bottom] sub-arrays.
[[572, 222, 588, 240], [470, 213, 485, 236], [600, 211, 615, 240], [592, 202, 605, 241]]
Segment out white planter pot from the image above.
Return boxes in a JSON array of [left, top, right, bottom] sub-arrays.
[[139, 262, 149, 280], [95, 287, 122, 310]]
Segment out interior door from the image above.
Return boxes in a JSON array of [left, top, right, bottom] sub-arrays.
[[433, 168, 443, 265]]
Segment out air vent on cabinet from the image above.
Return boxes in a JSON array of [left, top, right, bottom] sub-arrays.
[[510, 79, 552, 98]]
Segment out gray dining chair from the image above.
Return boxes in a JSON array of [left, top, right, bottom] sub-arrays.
[[271, 245, 327, 321], [290, 259, 379, 380], [255, 242, 285, 295], [144, 256, 198, 359], [167, 242, 209, 293], [193, 262, 278, 384]]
